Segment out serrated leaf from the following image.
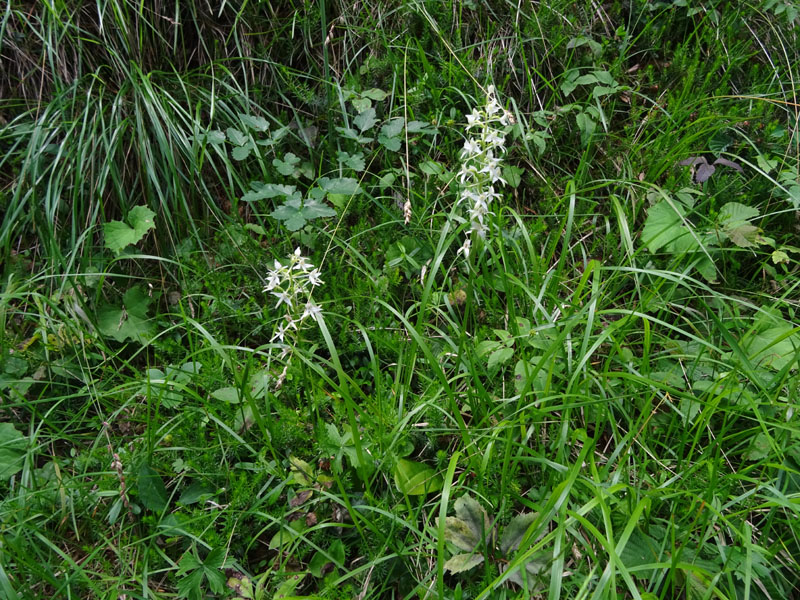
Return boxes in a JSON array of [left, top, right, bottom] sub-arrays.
[[394, 459, 442, 495], [232, 145, 252, 161], [274, 152, 301, 176], [500, 512, 539, 554], [239, 113, 269, 132], [502, 554, 549, 590], [0, 423, 26, 480], [351, 97, 372, 113], [226, 127, 247, 146], [138, 462, 168, 512], [454, 495, 492, 545], [270, 197, 336, 231], [440, 517, 482, 551], [242, 183, 298, 203], [443, 553, 484, 574], [206, 130, 226, 145], [381, 117, 404, 138], [378, 134, 401, 151], [319, 177, 362, 195], [337, 151, 365, 172], [354, 107, 377, 132]]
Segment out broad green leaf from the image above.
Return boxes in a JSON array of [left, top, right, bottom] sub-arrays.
[[270, 198, 336, 231], [211, 386, 240, 404], [242, 183, 299, 203], [378, 135, 401, 151], [104, 205, 156, 255], [239, 113, 269, 132], [177, 567, 204, 600], [575, 111, 596, 147], [772, 250, 790, 264], [419, 161, 444, 176], [179, 481, 214, 506], [741, 324, 800, 371], [269, 520, 305, 550], [337, 151, 365, 172], [443, 553, 484, 574], [488, 347, 514, 370], [0, 423, 26, 480], [503, 165, 524, 188], [138, 462, 168, 512], [319, 177, 362, 195], [335, 126, 373, 144], [226, 127, 247, 146], [206, 130, 226, 145], [232, 144, 253, 161], [406, 120, 437, 135], [289, 456, 314, 485], [274, 153, 301, 176], [351, 96, 371, 113], [574, 74, 599, 86], [744, 432, 771, 460], [439, 517, 481, 551], [502, 554, 549, 590], [354, 107, 377, 132], [97, 286, 154, 343], [717, 202, 762, 248], [500, 512, 538, 555], [619, 528, 662, 571], [394, 458, 442, 495], [454, 495, 492, 545], [381, 117, 404, 138], [641, 200, 686, 253], [476, 340, 501, 356], [362, 88, 388, 101]]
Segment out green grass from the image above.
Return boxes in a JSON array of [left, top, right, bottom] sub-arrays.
[[1, 1, 800, 599]]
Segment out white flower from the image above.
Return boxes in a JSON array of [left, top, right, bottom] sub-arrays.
[[307, 269, 324, 287], [480, 161, 504, 184], [272, 290, 293, 309], [462, 138, 481, 157], [466, 109, 481, 129], [302, 301, 322, 322], [264, 270, 281, 291], [271, 322, 289, 343]]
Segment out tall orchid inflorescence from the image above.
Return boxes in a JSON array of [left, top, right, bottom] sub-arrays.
[[264, 248, 323, 386], [457, 85, 513, 259]]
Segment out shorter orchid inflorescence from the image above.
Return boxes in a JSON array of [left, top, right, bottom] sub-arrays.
[[456, 85, 513, 259], [264, 248, 323, 386]]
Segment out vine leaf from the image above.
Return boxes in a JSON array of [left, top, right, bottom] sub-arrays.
[[104, 205, 156, 255]]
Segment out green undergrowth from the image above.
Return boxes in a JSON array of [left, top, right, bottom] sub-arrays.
[[1, 1, 799, 599]]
